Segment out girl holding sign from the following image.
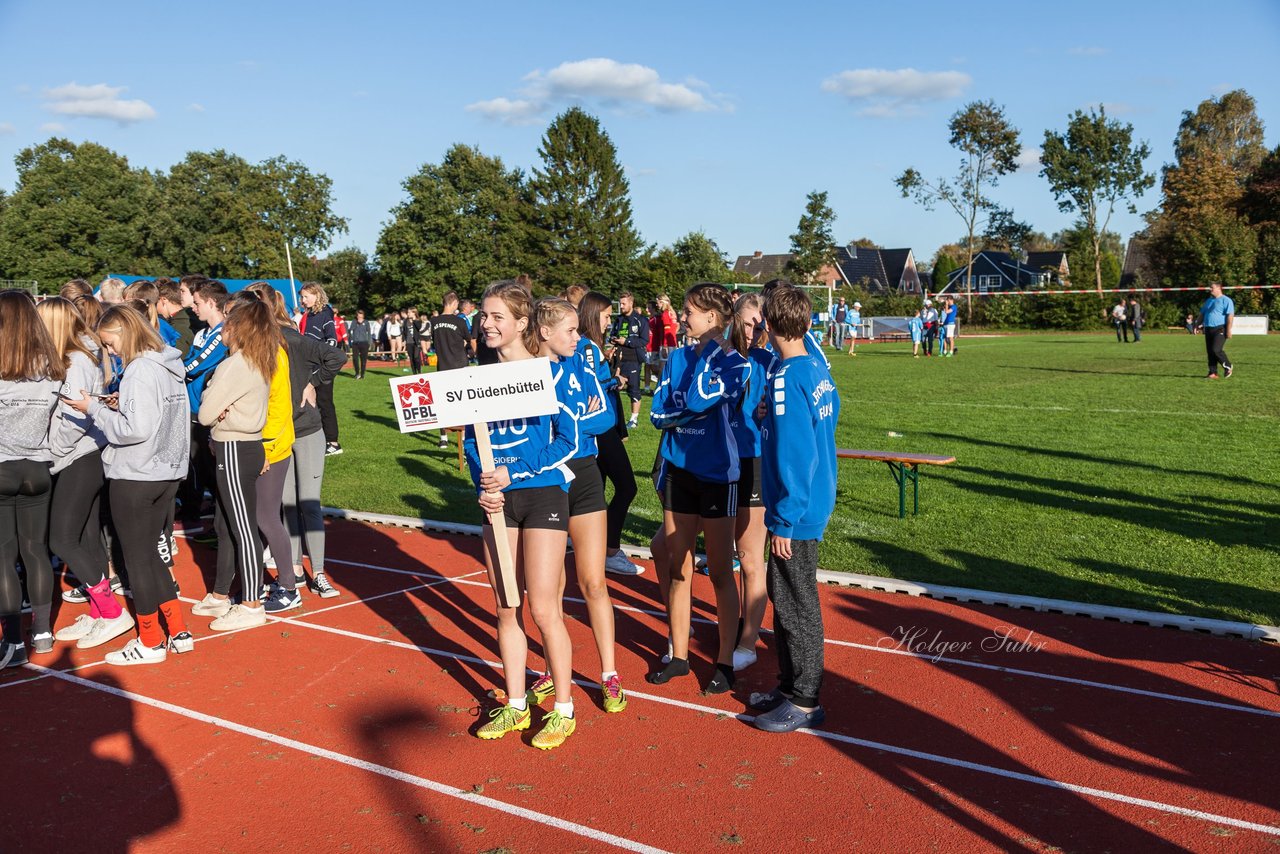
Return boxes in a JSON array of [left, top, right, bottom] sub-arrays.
[[465, 282, 581, 750], [648, 283, 750, 694], [524, 297, 629, 716]]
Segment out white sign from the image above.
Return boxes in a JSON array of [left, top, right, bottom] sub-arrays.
[[1233, 315, 1269, 335], [389, 358, 557, 433]]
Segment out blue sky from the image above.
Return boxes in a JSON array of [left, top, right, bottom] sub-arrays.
[[1, 0, 1277, 271]]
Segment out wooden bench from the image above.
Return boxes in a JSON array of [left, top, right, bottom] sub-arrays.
[[837, 449, 956, 518]]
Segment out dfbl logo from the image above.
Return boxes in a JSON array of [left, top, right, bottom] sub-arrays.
[[398, 378, 433, 408], [398, 377, 437, 426]]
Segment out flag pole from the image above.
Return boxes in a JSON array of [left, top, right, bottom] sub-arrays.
[[284, 239, 299, 313]]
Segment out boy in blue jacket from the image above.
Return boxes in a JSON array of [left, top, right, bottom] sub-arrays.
[[752, 284, 840, 733]]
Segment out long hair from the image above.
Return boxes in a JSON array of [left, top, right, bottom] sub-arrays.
[[37, 296, 100, 370], [245, 282, 295, 329], [482, 279, 539, 355], [61, 279, 104, 330], [96, 304, 163, 366], [576, 291, 612, 347], [223, 298, 281, 382], [730, 292, 764, 354], [301, 282, 329, 314], [534, 297, 578, 352], [0, 290, 66, 381]]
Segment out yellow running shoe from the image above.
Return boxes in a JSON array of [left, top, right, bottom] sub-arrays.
[[477, 704, 531, 740], [602, 674, 628, 714], [531, 710, 576, 750], [526, 672, 555, 705]]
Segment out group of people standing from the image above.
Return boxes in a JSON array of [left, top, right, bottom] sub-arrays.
[[0, 276, 346, 669], [1110, 295, 1146, 343], [460, 278, 839, 749]]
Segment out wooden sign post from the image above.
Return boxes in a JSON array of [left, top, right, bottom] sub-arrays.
[[389, 359, 557, 608]]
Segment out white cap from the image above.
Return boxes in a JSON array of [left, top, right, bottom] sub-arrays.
[[853, 301, 861, 308], [924, 299, 933, 306]]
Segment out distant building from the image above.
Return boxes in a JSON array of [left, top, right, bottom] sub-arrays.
[[731, 243, 923, 293], [1121, 235, 1155, 287], [938, 250, 1069, 293]]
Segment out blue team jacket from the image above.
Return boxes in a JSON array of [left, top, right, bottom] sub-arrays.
[[761, 353, 840, 541], [727, 347, 777, 460], [184, 324, 228, 414], [651, 338, 750, 484], [574, 338, 617, 457]]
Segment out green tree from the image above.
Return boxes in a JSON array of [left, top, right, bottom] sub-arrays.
[[310, 246, 372, 313], [787, 190, 837, 284], [1052, 222, 1123, 289], [929, 252, 960, 293], [0, 138, 158, 285], [1040, 105, 1154, 295], [640, 230, 734, 299], [152, 150, 346, 279], [375, 143, 528, 309], [896, 99, 1021, 317], [1173, 89, 1267, 179], [1242, 145, 1280, 291], [528, 108, 644, 292]]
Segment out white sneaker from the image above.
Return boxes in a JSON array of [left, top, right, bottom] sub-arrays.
[[604, 552, 645, 576], [76, 611, 136, 649], [191, 593, 232, 618], [626, 417, 639, 429], [209, 603, 267, 632], [732, 646, 758, 672], [55, 614, 98, 642], [105, 637, 167, 666], [169, 631, 195, 654]]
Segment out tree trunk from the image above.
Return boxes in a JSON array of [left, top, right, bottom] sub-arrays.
[[1093, 235, 1103, 296]]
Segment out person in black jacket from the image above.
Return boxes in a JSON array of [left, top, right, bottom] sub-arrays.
[[299, 283, 345, 456], [348, 309, 374, 378], [403, 307, 423, 374], [609, 291, 649, 430]]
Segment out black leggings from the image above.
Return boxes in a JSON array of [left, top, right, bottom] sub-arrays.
[[0, 459, 53, 617], [351, 343, 369, 377], [316, 382, 339, 444], [50, 451, 108, 586], [595, 426, 638, 551], [212, 440, 264, 602], [109, 479, 179, 614]]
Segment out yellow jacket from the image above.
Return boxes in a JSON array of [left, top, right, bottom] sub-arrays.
[[262, 347, 295, 465]]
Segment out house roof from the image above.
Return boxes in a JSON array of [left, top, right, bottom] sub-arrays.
[[880, 249, 912, 286], [1026, 251, 1067, 272], [1121, 235, 1154, 286], [834, 245, 890, 290], [732, 253, 792, 282]]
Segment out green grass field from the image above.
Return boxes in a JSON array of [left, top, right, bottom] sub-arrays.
[[322, 332, 1280, 626]]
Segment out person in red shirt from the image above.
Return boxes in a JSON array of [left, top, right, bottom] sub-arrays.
[[643, 299, 661, 394], [657, 294, 678, 381]]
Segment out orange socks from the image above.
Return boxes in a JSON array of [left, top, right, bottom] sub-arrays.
[[137, 612, 163, 648], [159, 599, 187, 636]]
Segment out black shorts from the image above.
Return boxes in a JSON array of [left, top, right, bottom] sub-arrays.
[[737, 456, 763, 508], [619, 360, 642, 401], [662, 463, 737, 519], [566, 456, 606, 516], [482, 484, 569, 532]]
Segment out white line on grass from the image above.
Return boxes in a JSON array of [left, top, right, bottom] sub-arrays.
[[248, 611, 1280, 839], [926, 401, 1280, 421], [27, 664, 672, 854], [326, 555, 1280, 719]]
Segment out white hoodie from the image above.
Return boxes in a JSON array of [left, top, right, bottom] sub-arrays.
[[51, 341, 109, 474], [0, 376, 58, 463], [88, 347, 190, 481]]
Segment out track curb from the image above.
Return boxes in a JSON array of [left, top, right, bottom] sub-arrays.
[[321, 506, 1280, 644]]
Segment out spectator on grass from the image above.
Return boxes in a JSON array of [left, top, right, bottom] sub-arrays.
[[1197, 282, 1234, 379], [1185, 313, 1196, 334], [920, 300, 939, 356], [829, 297, 848, 348], [846, 301, 862, 356], [1111, 299, 1129, 343], [348, 309, 374, 379], [1127, 295, 1143, 343], [610, 291, 649, 430], [909, 310, 923, 358], [941, 297, 958, 357], [429, 291, 472, 447], [749, 283, 840, 733], [403, 307, 423, 374], [299, 283, 343, 456]]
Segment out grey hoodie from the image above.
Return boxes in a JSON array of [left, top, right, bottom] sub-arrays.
[[88, 346, 190, 481], [51, 342, 109, 474], [0, 376, 59, 463]]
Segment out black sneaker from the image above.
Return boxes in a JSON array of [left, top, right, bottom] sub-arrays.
[[325, 443, 343, 457], [1, 641, 27, 669], [263, 586, 302, 613], [309, 573, 340, 599], [110, 576, 124, 595], [190, 531, 218, 547], [62, 586, 89, 604]]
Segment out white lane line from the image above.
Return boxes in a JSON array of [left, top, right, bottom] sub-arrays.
[[327, 557, 491, 587], [27, 663, 671, 854], [259, 614, 1280, 839], [323, 555, 1280, 719]]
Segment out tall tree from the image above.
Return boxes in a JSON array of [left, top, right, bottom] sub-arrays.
[[375, 143, 528, 309], [529, 107, 644, 291], [1148, 90, 1265, 289], [0, 138, 158, 285], [896, 100, 1021, 316], [152, 150, 346, 279], [1241, 145, 1280, 289], [1040, 106, 1154, 294], [787, 190, 837, 284], [641, 230, 734, 299], [310, 246, 372, 313]]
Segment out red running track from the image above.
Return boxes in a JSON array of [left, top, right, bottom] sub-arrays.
[[2, 518, 1278, 852]]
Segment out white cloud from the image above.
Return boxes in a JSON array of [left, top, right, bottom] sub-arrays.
[[1015, 146, 1042, 172], [187, 102, 205, 112], [1068, 46, 1108, 57], [0, 122, 14, 135], [821, 68, 970, 118], [1099, 101, 1136, 115], [468, 58, 725, 124], [40, 122, 66, 132], [43, 82, 156, 123]]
